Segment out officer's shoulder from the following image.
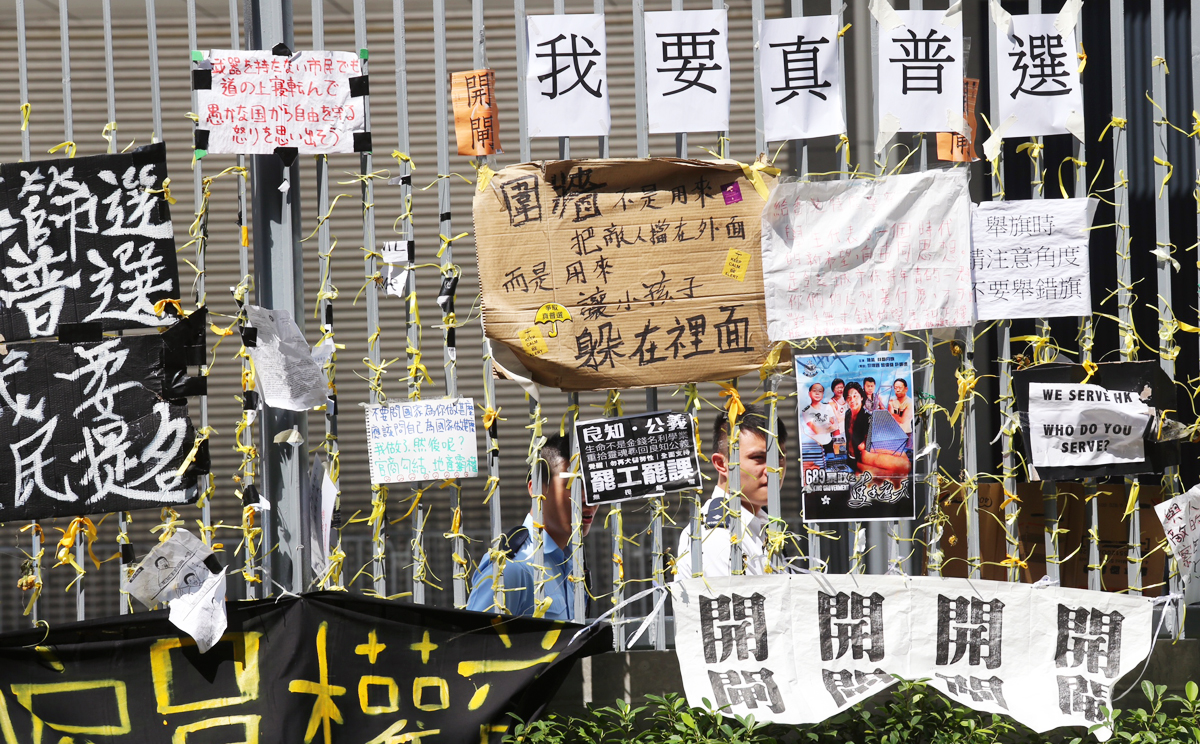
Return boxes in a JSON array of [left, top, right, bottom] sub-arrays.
[[703, 496, 734, 529]]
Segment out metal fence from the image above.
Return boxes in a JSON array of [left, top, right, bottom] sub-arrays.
[[0, 0, 1196, 650]]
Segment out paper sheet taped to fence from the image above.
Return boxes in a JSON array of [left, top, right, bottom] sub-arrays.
[[194, 50, 367, 155], [971, 198, 1094, 321], [474, 159, 772, 390], [366, 399, 478, 484], [1154, 484, 1200, 604], [1027, 383, 1152, 468], [761, 169, 972, 341], [0, 143, 181, 341], [671, 575, 1153, 739]]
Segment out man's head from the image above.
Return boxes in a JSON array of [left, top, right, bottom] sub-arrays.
[[807, 382, 825, 406], [532, 433, 599, 548], [711, 404, 789, 512], [845, 381, 866, 412], [864, 377, 877, 397], [893, 378, 908, 399]]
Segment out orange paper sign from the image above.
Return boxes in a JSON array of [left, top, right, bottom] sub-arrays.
[[937, 77, 980, 163], [451, 69, 502, 156]]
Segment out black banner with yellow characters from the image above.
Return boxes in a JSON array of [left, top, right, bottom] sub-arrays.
[[0, 592, 611, 743]]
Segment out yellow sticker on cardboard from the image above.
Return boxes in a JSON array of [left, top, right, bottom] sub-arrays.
[[723, 248, 751, 282], [519, 326, 549, 356]]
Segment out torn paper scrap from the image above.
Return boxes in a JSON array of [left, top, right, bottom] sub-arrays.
[[245, 305, 328, 411], [168, 568, 228, 653], [127, 529, 216, 608]]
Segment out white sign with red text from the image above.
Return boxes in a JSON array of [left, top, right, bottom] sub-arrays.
[[196, 50, 366, 155]]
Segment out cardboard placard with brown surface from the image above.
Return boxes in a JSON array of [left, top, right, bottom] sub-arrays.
[[473, 159, 772, 391]]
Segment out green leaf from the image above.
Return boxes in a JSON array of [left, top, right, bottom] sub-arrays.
[[1188, 681, 1199, 702]]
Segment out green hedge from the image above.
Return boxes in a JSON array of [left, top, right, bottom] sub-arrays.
[[505, 679, 1200, 743]]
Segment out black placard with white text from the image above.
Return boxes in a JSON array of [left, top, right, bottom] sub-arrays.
[[576, 410, 701, 505]]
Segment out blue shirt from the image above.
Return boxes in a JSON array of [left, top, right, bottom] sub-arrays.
[[466, 514, 578, 621]]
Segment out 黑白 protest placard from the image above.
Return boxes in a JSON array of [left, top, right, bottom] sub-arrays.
[[1027, 383, 1152, 469], [365, 399, 478, 484], [994, 13, 1085, 139], [644, 10, 730, 134], [876, 10, 964, 137], [576, 410, 702, 505], [795, 351, 915, 522], [474, 158, 773, 391], [194, 50, 367, 155], [758, 15, 845, 142], [972, 198, 1094, 321], [761, 169, 972, 341], [1154, 484, 1200, 604]]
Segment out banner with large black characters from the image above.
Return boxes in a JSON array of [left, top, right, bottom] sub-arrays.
[[0, 143, 181, 342], [0, 311, 207, 520], [0, 592, 611, 744], [671, 575, 1153, 740]]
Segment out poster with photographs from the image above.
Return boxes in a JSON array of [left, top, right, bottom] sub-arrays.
[[795, 351, 915, 522]]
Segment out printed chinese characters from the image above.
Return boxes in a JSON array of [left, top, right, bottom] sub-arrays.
[[577, 411, 700, 504], [701, 592, 784, 715], [525, 14, 611, 138], [1055, 605, 1124, 723], [451, 69, 502, 156], [644, 10, 730, 133]]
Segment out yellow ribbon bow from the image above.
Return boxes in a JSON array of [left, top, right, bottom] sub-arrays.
[[391, 150, 416, 171], [738, 158, 782, 201], [19, 102, 30, 131], [717, 382, 745, 425]]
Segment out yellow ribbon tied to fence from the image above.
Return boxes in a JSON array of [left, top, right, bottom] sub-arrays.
[[949, 367, 980, 426], [717, 382, 745, 425], [1123, 480, 1141, 519], [54, 517, 100, 576]]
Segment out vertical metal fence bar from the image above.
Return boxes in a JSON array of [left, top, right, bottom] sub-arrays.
[[1149, 0, 1174, 614], [56, 0, 85, 622], [229, 0, 258, 600], [512, 0, 547, 618], [988, 8, 1019, 584], [15, 0, 39, 626], [1108, 0, 1140, 597], [146, 0, 164, 142], [349, 0, 387, 599]]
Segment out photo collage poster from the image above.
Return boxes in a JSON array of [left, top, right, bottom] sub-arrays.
[[795, 351, 916, 522]]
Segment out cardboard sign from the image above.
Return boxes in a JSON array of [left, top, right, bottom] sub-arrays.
[[877, 10, 964, 135], [936, 77, 980, 161], [365, 399, 478, 484], [0, 144, 181, 342], [195, 50, 367, 155], [0, 593, 611, 744], [576, 410, 702, 505], [0, 327, 204, 520], [1013, 361, 1178, 481], [525, 14, 611, 138], [1153, 484, 1200, 604], [758, 15, 846, 142], [971, 198, 1094, 320], [1028, 383, 1152, 469], [761, 169, 972, 341], [452, 69, 502, 156], [995, 14, 1084, 139], [672, 575, 1154, 737], [474, 159, 773, 391], [795, 351, 915, 522], [644, 10, 731, 134]]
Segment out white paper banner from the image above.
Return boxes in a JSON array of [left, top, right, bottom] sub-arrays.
[[761, 169, 973, 341], [1153, 484, 1200, 605], [995, 15, 1084, 138], [672, 575, 1154, 740], [877, 10, 963, 134], [196, 50, 366, 155], [644, 10, 730, 134], [971, 198, 1094, 321], [365, 399, 479, 484], [244, 305, 329, 412], [1028, 383, 1152, 468], [525, 14, 611, 138], [759, 16, 846, 142]]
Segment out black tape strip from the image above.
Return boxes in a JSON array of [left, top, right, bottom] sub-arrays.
[[447, 328, 456, 348], [275, 146, 299, 167], [203, 554, 224, 574], [272, 42, 292, 56], [164, 368, 207, 399], [241, 326, 258, 347], [353, 132, 372, 153], [243, 389, 260, 410], [436, 275, 459, 311], [120, 543, 136, 565], [407, 240, 416, 263], [192, 439, 211, 476], [324, 304, 334, 326], [243, 483, 259, 504], [191, 69, 212, 90], [439, 211, 452, 223], [328, 394, 338, 416], [400, 174, 412, 185], [348, 75, 370, 97], [58, 322, 102, 344], [193, 129, 210, 151]]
